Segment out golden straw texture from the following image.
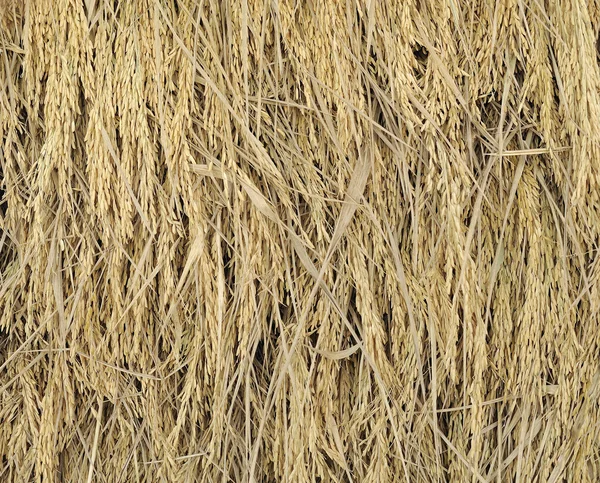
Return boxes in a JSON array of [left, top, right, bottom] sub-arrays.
[[1, 0, 600, 481]]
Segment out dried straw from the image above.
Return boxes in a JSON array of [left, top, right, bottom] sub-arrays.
[[1, 0, 599, 481]]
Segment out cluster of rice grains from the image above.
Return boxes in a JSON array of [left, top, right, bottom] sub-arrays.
[[1, 0, 600, 481]]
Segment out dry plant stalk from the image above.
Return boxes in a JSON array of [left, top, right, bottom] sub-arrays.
[[1, 0, 600, 481]]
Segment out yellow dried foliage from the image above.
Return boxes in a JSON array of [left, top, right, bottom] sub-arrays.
[[1, 0, 599, 481]]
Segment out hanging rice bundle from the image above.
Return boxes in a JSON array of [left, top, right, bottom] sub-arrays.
[[1, 0, 599, 481]]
